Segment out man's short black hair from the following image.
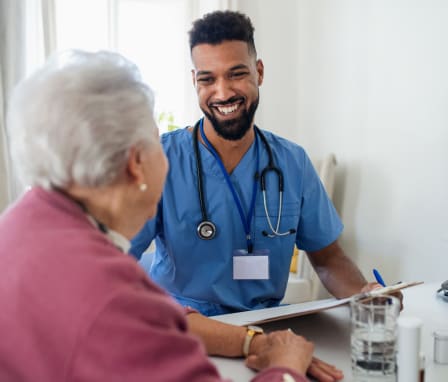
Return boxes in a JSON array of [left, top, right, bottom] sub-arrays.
[[189, 10, 256, 55]]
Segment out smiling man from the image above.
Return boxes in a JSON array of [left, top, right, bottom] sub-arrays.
[[129, 11, 381, 380], [131, 9, 373, 316]]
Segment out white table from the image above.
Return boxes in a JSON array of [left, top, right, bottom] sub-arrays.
[[211, 282, 448, 381]]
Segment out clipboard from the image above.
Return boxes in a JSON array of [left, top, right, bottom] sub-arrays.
[[211, 281, 423, 326]]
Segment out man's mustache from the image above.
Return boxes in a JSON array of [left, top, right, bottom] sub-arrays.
[[209, 96, 244, 106]]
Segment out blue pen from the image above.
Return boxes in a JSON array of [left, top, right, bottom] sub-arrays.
[[373, 269, 386, 287]]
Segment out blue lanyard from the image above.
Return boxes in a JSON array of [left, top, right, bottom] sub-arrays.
[[199, 119, 259, 253]]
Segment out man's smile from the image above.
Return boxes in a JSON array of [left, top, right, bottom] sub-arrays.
[[210, 98, 244, 117]]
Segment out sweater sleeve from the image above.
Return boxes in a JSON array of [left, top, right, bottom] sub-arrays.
[[68, 285, 308, 382], [68, 286, 223, 382], [252, 367, 309, 382]]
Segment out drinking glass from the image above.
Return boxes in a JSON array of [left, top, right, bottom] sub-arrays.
[[350, 294, 400, 382]]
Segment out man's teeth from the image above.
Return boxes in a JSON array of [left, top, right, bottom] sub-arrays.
[[217, 104, 238, 115]]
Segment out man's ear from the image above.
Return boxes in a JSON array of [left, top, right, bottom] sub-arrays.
[[256, 59, 264, 86], [191, 69, 197, 87], [126, 146, 145, 186]]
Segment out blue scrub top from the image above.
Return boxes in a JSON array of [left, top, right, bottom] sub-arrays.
[[130, 126, 343, 316]]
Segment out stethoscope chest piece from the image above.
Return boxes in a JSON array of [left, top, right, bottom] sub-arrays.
[[197, 220, 216, 240]]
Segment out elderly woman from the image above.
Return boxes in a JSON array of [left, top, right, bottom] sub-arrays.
[[0, 50, 315, 382]]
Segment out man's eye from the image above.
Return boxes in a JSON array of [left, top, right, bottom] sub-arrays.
[[230, 72, 247, 78], [197, 77, 213, 84]]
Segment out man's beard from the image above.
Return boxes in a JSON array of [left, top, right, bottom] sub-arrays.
[[202, 95, 259, 141]]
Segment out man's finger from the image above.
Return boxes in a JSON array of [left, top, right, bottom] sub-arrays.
[[307, 357, 344, 381]]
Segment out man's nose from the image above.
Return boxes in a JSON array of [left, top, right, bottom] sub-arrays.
[[212, 77, 234, 101]]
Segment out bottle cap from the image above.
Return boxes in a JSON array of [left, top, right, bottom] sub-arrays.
[[398, 316, 423, 328], [433, 330, 448, 340]]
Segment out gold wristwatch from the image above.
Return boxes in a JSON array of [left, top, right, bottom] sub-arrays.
[[243, 325, 264, 357]]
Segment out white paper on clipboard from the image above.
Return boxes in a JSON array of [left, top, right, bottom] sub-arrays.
[[210, 281, 423, 326]]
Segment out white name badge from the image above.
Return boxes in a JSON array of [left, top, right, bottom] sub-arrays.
[[233, 249, 270, 280]]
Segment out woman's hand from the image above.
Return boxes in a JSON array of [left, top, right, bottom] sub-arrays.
[[245, 330, 344, 381], [245, 330, 313, 376]]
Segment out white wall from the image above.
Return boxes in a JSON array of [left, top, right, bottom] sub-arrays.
[[2, 1, 446, 284], [240, 0, 448, 283]]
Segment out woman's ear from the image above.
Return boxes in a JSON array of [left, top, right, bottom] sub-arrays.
[[126, 146, 146, 186]]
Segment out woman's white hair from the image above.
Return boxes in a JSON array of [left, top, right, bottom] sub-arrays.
[[7, 50, 159, 189]]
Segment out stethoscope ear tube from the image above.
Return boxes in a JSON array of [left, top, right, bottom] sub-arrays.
[[260, 166, 284, 192], [262, 228, 296, 238]]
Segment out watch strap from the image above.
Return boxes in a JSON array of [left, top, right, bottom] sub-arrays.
[[243, 326, 263, 357]]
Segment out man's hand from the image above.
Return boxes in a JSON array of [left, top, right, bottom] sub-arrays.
[[307, 357, 344, 382], [360, 282, 404, 310], [360, 281, 383, 293]]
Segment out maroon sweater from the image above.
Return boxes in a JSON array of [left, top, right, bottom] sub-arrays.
[[0, 188, 307, 382]]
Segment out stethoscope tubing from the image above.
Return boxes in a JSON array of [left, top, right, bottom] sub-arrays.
[[192, 118, 295, 242]]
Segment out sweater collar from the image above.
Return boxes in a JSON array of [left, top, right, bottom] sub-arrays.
[[33, 187, 131, 254], [85, 214, 130, 253]]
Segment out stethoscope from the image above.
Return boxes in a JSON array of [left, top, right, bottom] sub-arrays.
[[193, 118, 296, 250]]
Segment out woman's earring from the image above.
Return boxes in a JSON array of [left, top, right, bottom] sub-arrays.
[[139, 183, 148, 192]]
